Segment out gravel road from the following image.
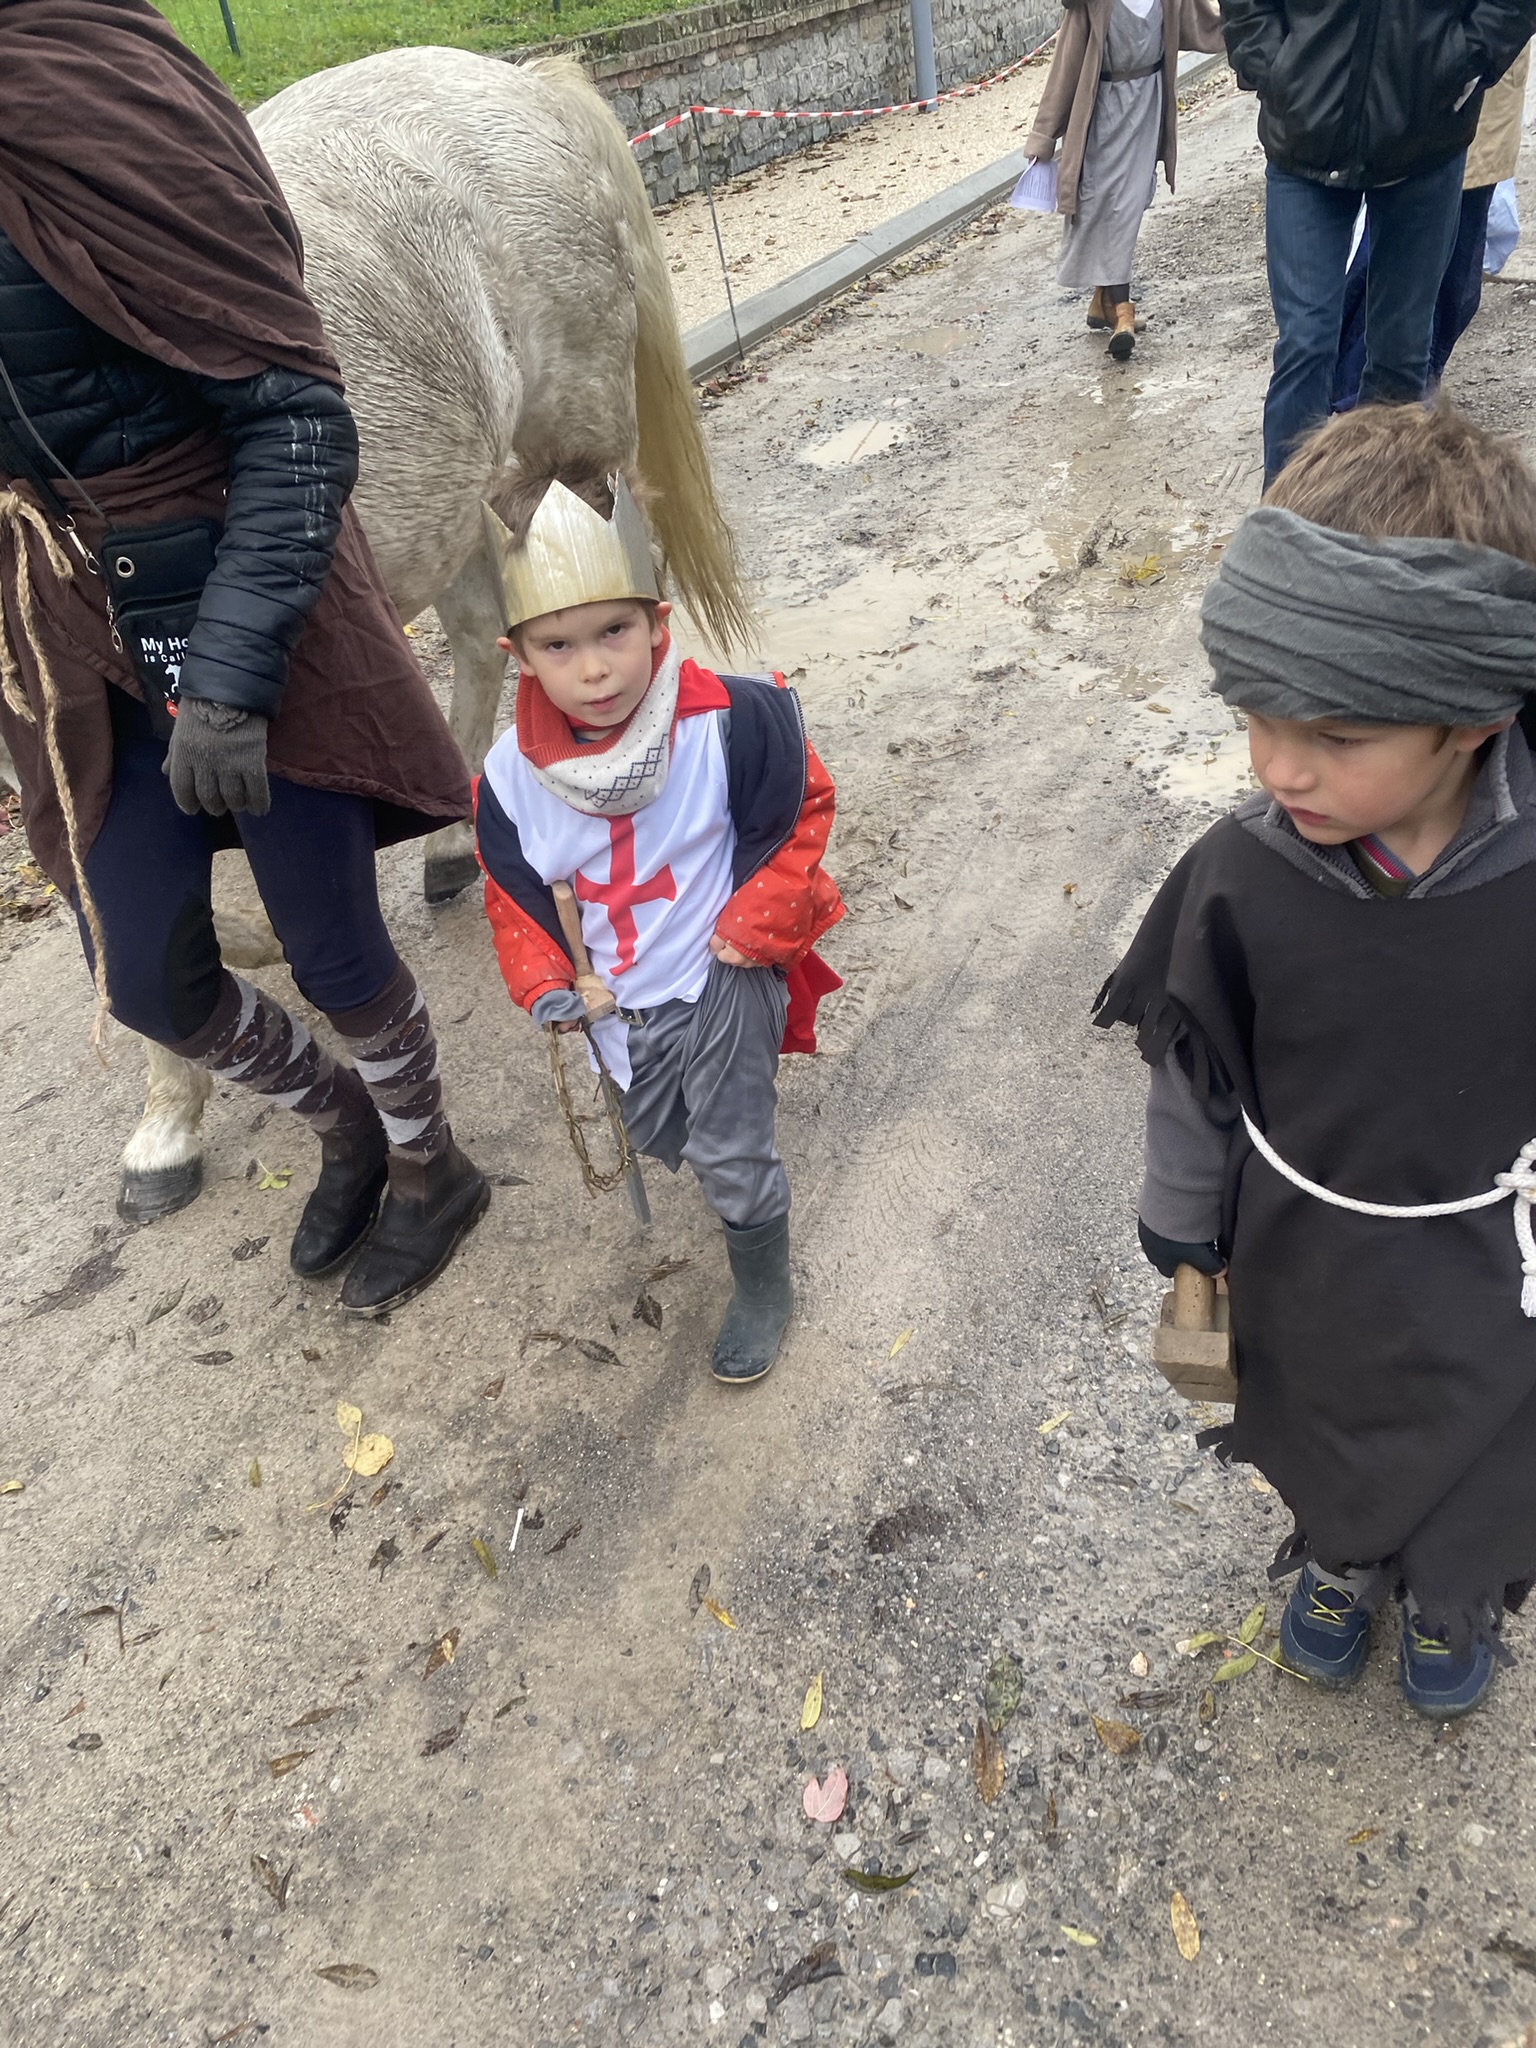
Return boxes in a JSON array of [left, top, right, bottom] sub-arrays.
[[6, 72, 1536, 2048]]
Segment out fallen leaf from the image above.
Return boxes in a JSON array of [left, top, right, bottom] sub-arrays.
[[420, 1712, 467, 1757], [285, 1706, 337, 1731], [689, 1563, 711, 1614], [57, 1698, 84, 1721], [865, 1504, 946, 1554], [1092, 1715, 1142, 1757], [368, 1538, 400, 1575], [480, 1375, 505, 1400], [843, 1866, 918, 1892], [470, 1537, 498, 1579], [421, 1530, 447, 1556], [1147, 701, 1171, 714], [1238, 1602, 1266, 1645], [701, 1596, 736, 1629], [893, 893, 914, 911], [0, 1480, 24, 1497], [1211, 1651, 1258, 1683], [972, 1715, 1004, 1804], [547, 1521, 582, 1556], [768, 1940, 841, 2008], [67, 1732, 102, 1752], [250, 1855, 292, 1911], [574, 1339, 622, 1366], [25, 1243, 124, 1319], [1176, 1632, 1225, 1656], [369, 1482, 394, 1507], [230, 1236, 269, 1262], [1060, 1925, 1099, 1948], [248, 1459, 261, 1488], [1037, 1410, 1071, 1435], [1199, 1689, 1216, 1724], [803, 1768, 848, 1824], [423, 1630, 459, 1679], [1171, 1890, 1200, 1961], [1485, 1931, 1536, 1977], [1121, 1688, 1178, 1711], [255, 1166, 294, 1191], [300, 1345, 320, 1362], [632, 1288, 663, 1330], [1347, 1826, 1381, 1846], [984, 1653, 1023, 1732], [801, 1672, 824, 1731], [190, 1350, 234, 1367], [1119, 553, 1166, 586], [493, 1694, 528, 1718], [1128, 1651, 1150, 1678], [267, 1750, 312, 1779], [344, 1433, 393, 1479], [888, 1327, 914, 1358], [315, 1964, 379, 1990], [336, 1400, 363, 1436], [1249, 1471, 1275, 1494], [145, 1282, 187, 1324]]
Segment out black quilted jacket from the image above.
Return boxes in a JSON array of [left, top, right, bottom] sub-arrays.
[[1220, 0, 1536, 187], [0, 223, 359, 719]]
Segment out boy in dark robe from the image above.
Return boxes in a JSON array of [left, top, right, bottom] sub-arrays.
[[1096, 403, 1536, 1718]]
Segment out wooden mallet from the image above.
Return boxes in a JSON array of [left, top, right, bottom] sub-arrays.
[[1152, 1265, 1237, 1404], [551, 880, 615, 1020]]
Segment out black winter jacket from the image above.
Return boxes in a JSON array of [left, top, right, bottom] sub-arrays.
[[1220, 0, 1536, 187], [0, 225, 359, 720]]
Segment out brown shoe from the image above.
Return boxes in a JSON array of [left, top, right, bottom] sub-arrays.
[[1108, 298, 1136, 361], [1086, 286, 1112, 331]]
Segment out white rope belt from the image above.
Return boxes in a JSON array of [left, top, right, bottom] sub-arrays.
[[1242, 1109, 1536, 1317]]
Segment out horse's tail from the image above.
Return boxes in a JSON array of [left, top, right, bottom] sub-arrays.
[[529, 59, 754, 656]]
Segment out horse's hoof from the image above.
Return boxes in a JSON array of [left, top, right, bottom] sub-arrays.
[[118, 1159, 204, 1223], [423, 851, 481, 904]]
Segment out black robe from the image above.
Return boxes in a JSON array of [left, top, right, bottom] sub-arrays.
[[1095, 815, 1536, 1647]]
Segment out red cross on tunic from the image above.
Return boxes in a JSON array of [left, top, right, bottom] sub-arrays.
[[573, 815, 676, 975]]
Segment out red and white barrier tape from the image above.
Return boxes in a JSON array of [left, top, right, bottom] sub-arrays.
[[627, 35, 1056, 148]]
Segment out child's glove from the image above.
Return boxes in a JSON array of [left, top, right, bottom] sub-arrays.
[[1138, 1217, 1223, 1279], [532, 987, 587, 1031]]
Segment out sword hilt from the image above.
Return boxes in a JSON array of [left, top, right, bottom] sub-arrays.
[[551, 879, 617, 1021]]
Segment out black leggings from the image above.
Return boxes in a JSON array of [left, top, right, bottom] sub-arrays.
[[79, 688, 399, 1043]]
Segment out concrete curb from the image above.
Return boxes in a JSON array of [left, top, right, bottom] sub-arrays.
[[681, 49, 1230, 378]]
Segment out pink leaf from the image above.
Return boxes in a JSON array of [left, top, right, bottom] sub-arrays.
[[802, 1767, 848, 1825]]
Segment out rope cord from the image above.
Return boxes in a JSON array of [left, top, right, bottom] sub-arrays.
[[1241, 1108, 1536, 1316], [548, 1021, 637, 1198], [0, 490, 111, 1049]]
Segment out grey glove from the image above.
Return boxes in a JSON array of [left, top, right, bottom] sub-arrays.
[[532, 987, 587, 1031], [164, 697, 271, 817]]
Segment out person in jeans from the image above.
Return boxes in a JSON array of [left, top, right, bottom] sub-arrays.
[[1220, 0, 1536, 484]]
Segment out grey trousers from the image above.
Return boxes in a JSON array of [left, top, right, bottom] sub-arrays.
[[620, 959, 790, 1228]]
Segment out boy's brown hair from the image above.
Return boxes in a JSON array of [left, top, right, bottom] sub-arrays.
[[1264, 402, 1536, 570]]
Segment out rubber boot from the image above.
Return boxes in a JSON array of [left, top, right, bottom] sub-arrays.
[[289, 1077, 389, 1278], [340, 1138, 489, 1316], [1086, 286, 1112, 332], [1109, 299, 1137, 361], [711, 1214, 793, 1385]]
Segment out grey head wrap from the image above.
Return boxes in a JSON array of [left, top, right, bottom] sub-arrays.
[[1199, 505, 1536, 724]]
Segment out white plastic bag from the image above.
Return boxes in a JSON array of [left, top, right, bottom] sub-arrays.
[[1486, 178, 1521, 276], [1009, 157, 1059, 214]]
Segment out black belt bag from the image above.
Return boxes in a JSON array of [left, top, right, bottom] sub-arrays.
[[100, 516, 223, 740]]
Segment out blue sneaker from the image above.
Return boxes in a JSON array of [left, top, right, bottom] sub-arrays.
[[1279, 1566, 1374, 1687], [1398, 1613, 1497, 1720]]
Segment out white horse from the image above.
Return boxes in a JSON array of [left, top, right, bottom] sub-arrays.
[[14, 47, 750, 1220]]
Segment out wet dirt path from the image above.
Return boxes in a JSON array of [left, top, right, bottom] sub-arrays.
[[6, 75, 1536, 2048]]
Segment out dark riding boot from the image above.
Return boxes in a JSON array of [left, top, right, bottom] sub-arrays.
[[711, 1214, 793, 1384], [340, 1138, 489, 1316], [289, 1070, 389, 1277]]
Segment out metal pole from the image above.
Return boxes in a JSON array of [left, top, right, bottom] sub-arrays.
[[217, 0, 241, 55], [691, 109, 745, 366], [910, 0, 937, 108]]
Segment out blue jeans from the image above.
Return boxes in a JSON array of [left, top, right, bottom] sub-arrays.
[[1263, 156, 1466, 485], [80, 686, 399, 1042], [1332, 184, 1495, 412]]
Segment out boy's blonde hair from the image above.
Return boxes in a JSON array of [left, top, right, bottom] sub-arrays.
[[1265, 402, 1536, 569]]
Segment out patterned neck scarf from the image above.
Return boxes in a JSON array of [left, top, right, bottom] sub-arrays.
[[514, 637, 682, 817]]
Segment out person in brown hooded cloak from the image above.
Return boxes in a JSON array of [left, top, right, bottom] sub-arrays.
[[0, 0, 488, 1314]]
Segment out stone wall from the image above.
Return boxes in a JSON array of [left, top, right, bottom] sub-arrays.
[[515, 0, 1059, 205]]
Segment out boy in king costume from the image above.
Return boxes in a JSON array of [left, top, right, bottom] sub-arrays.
[[474, 477, 843, 1383], [1096, 404, 1536, 1719]]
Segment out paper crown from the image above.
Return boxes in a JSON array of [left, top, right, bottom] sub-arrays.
[[481, 474, 659, 631]]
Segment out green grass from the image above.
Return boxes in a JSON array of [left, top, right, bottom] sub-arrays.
[[162, 0, 671, 105]]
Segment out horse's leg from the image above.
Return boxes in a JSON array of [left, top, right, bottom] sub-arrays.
[[423, 553, 510, 904], [119, 1038, 215, 1222]]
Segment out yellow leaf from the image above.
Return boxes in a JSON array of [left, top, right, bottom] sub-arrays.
[[344, 1433, 394, 1478], [336, 1401, 363, 1436], [0, 1479, 24, 1496], [1092, 1715, 1142, 1757], [702, 1597, 736, 1630], [1238, 1602, 1265, 1645], [1171, 1889, 1200, 1961], [423, 1630, 459, 1679], [1060, 1925, 1099, 1948], [1347, 1826, 1380, 1846], [1037, 1410, 1071, 1435], [801, 1672, 823, 1731], [402, 622, 417, 636], [889, 1328, 914, 1359], [256, 1167, 294, 1191], [249, 1459, 262, 1488], [471, 1536, 498, 1579]]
